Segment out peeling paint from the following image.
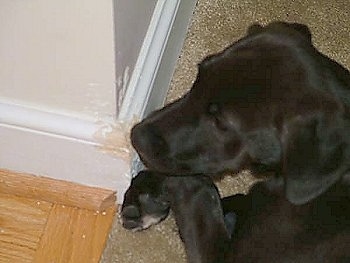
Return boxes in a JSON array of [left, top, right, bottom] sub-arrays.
[[117, 66, 130, 112], [93, 117, 139, 162], [84, 81, 116, 121]]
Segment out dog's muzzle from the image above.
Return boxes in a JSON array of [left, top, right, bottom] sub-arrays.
[[131, 123, 169, 161]]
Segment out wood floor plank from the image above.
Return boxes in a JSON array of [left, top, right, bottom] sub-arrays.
[[0, 169, 117, 211], [34, 204, 116, 263], [0, 194, 52, 263]]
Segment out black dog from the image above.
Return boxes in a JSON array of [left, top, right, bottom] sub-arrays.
[[122, 171, 350, 263], [122, 21, 350, 262], [130, 21, 350, 205]]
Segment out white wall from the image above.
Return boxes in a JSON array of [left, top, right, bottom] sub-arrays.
[[0, 0, 117, 122]]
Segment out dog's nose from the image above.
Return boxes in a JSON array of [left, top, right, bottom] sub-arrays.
[[131, 123, 168, 157]]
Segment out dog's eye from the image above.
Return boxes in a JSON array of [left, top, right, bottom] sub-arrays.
[[207, 103, 220, 115], [207, 103, 228, 131]]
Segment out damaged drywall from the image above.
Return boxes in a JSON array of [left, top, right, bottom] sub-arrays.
[[93, 118, 139, 162], [116, 66, 130, 112]]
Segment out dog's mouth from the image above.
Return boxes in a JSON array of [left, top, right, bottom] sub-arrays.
[[139, 154, 194, 174], [138, 152, 223, 176], [138, 152, 168, 169]]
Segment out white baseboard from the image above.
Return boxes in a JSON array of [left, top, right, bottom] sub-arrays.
[[0, 0, 196, 203], [118, 0, 198, 120], [119, 0, 198, 175], [0, 102, 131, 202]]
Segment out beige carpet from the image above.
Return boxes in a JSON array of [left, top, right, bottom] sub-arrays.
[[101, 1, 350, 262]]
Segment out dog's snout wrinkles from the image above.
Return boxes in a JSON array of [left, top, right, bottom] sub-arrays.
[[131, 123, 168, 157]]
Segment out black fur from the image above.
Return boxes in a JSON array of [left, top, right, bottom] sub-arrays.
[[123, 22, 350, 262], [122, 171, 350, 263], [130, 21, 350, 205]]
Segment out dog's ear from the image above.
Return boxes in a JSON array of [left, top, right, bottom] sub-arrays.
[[287, 22, 312, 42], [247, 23, 263, 35], [247, 22, 312, 43], [282, 113, 348, 205]]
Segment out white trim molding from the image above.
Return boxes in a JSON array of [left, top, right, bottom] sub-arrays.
[[119, 0, 198, 177], [0, 101, 99, 144], [0, 101, 131, 202], [119, 0, 198, 120]]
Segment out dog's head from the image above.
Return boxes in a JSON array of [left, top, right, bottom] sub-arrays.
[[131, 22, 350, 205]]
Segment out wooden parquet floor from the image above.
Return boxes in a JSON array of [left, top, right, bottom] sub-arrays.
[[0, 193, 116, 263]]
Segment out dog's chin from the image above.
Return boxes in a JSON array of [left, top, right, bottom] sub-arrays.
[[143, 162, 194, 175], [141, 157, 219, 175], [138, 156, 173, 173]]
